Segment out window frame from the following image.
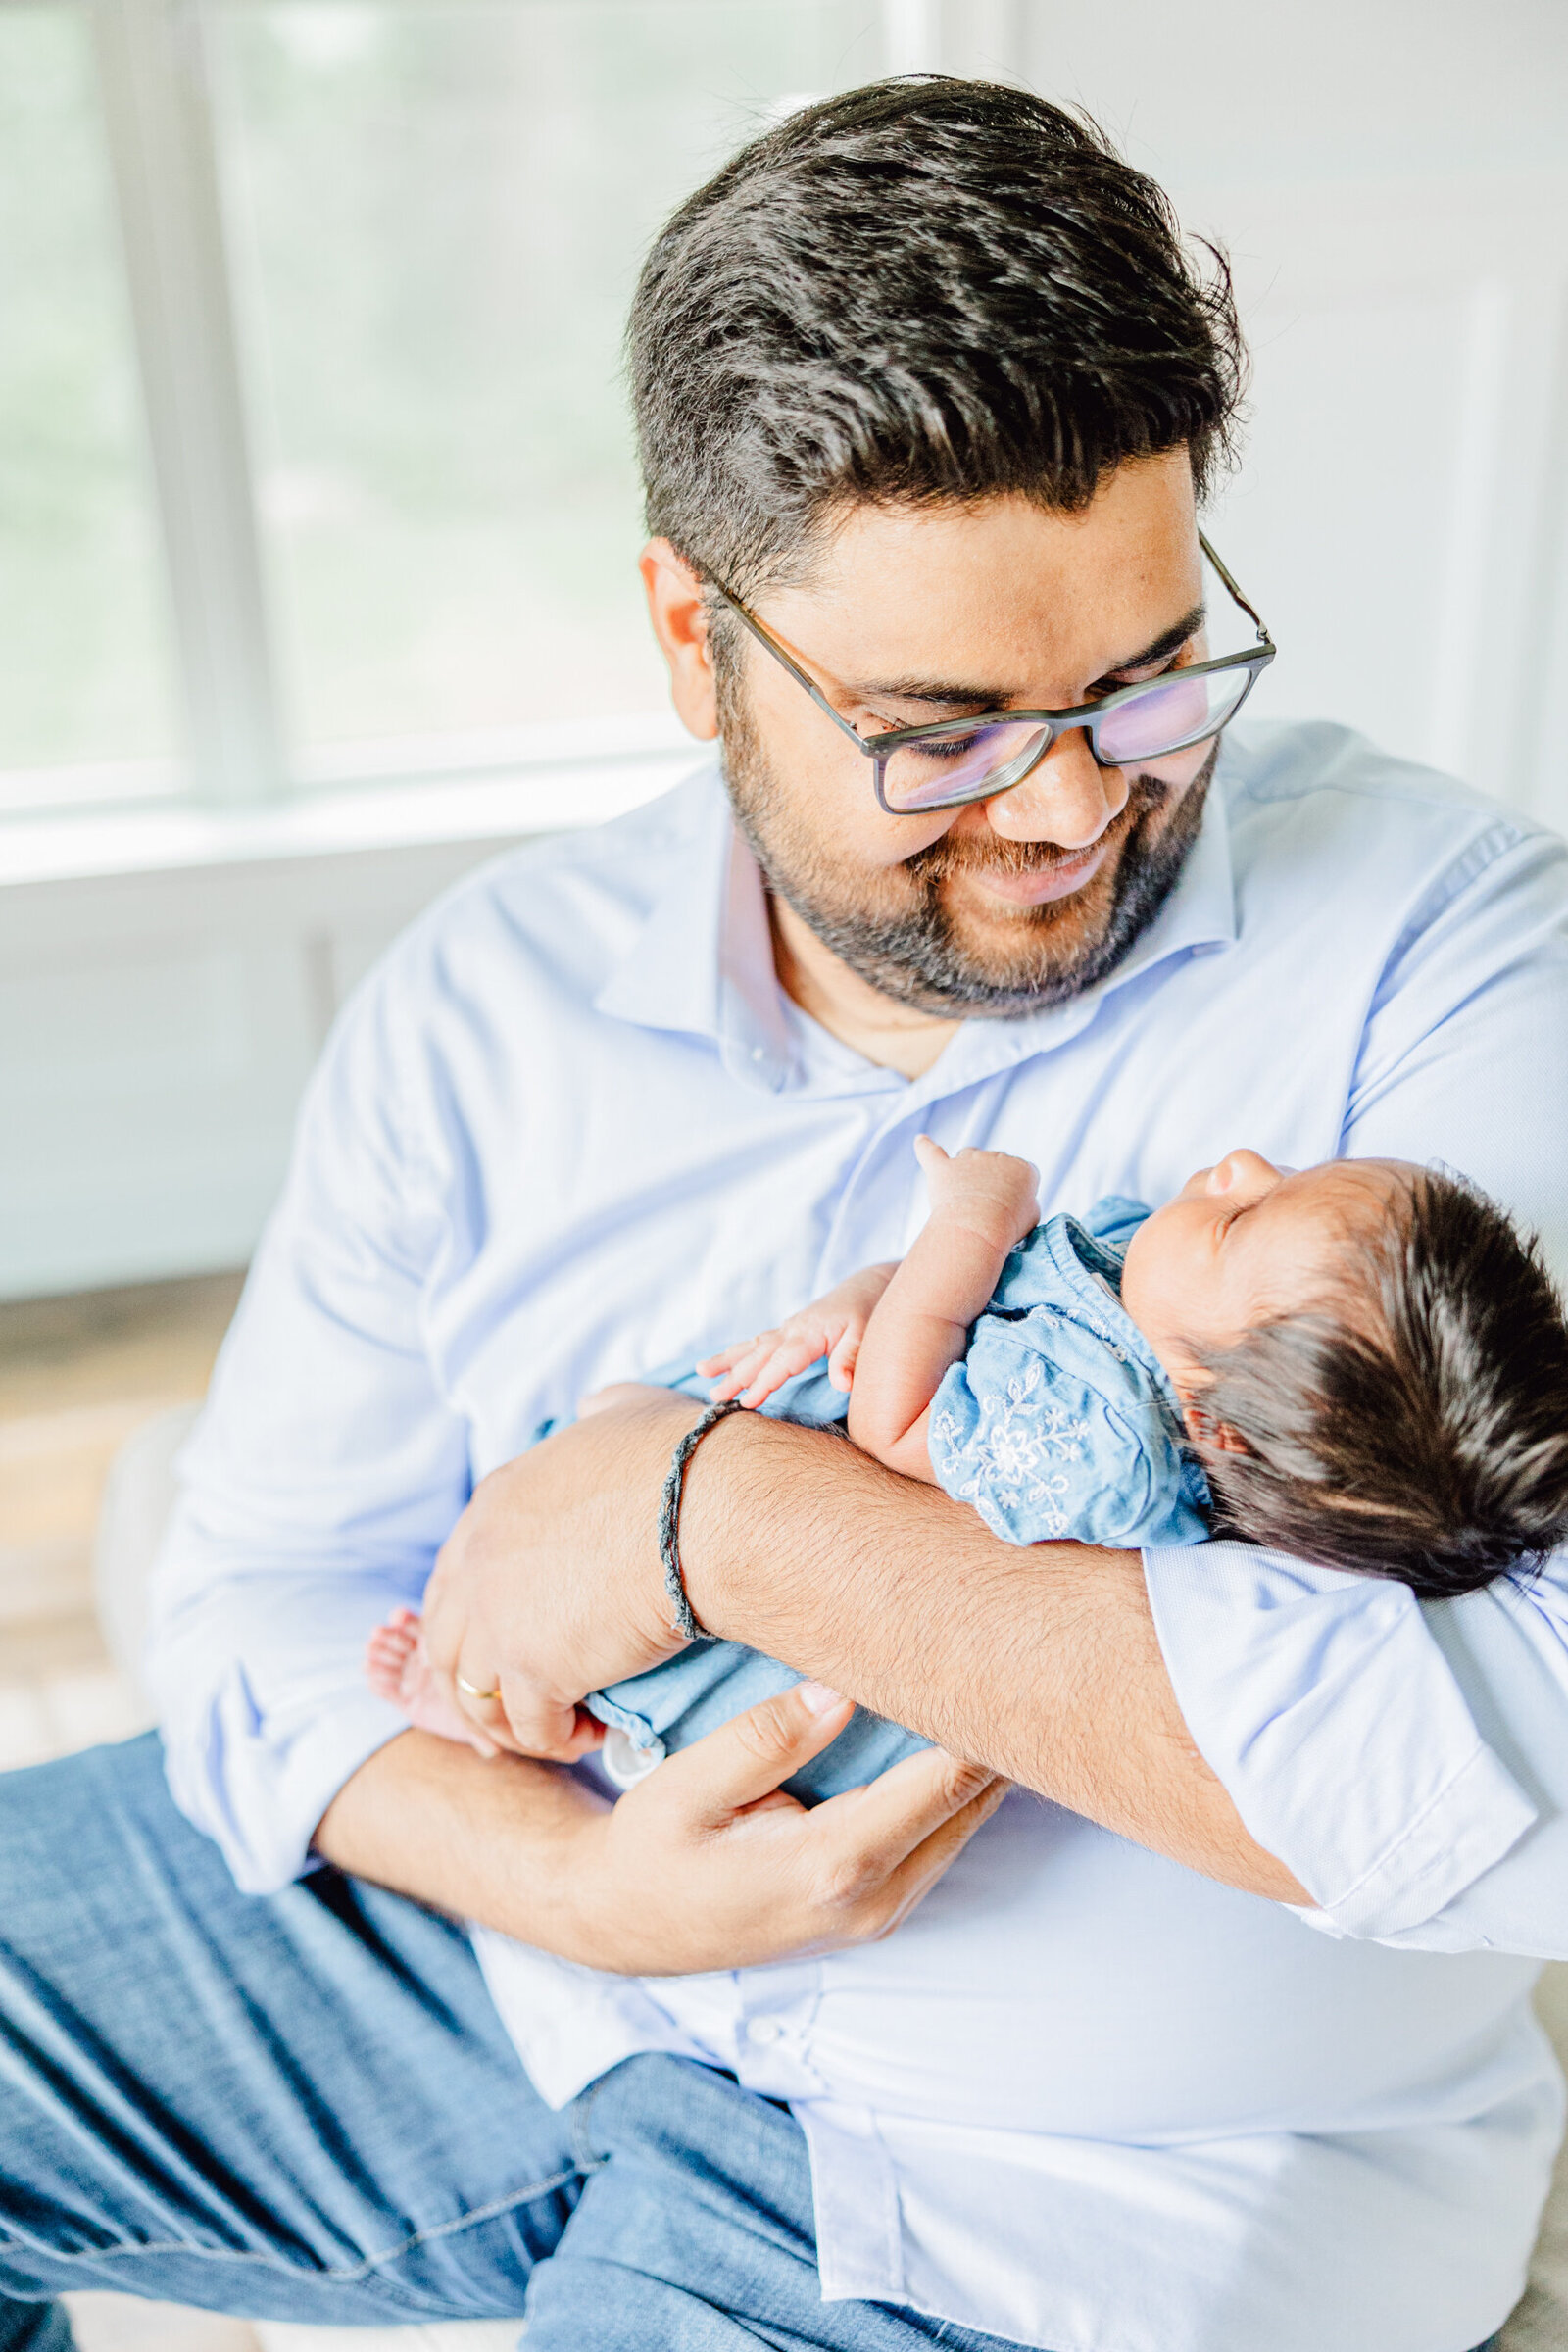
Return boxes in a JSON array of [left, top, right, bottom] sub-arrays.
[[0, 0, 956, 832]]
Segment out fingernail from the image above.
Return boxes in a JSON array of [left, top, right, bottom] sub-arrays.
[[798, 1680, 843, 1715]]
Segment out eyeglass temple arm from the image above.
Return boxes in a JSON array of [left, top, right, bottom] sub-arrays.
[[708, 543, 1272, 715], [704, 579, 875, 755], [1199, 532, 1274, 650]]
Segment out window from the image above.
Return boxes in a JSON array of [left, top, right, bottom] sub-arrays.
[[3, 0, 892, 817], [0, 7, 182, 809]]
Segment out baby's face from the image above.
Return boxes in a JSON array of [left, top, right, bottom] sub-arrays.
[[1119, 1152, 1415, 1396]]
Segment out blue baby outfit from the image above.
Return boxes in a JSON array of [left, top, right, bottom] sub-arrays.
[[589, 1197, 1210, 1801], [927, 1197, 1212, 1550]]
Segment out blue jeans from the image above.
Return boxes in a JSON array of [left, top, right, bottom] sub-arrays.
[[0, 1735, 1031, 2350], [0, 1738, 1508, 2352]]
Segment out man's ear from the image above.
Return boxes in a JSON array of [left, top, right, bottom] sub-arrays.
[[640, 538, 719, 742]]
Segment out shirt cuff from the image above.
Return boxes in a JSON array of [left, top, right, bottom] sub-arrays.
[[1143, 1540, 1538, 1938], [160, 1658, 412, 1895]]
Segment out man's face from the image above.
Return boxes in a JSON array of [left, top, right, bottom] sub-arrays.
[[713, 450, 1218, 1015]]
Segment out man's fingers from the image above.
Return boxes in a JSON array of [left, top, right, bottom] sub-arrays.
[[492, 1668, 601, 1762], [657, 1680, 855, 1824], [806, 1744, 1002, 1894], [858, 1776, 1011, 1936]]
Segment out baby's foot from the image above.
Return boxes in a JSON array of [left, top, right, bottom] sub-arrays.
[[366, 1607, 486, 1750]]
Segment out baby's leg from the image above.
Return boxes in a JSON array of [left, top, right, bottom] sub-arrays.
[[366, 1605, 491, 1752]]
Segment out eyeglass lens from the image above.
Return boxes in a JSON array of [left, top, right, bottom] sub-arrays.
[[879, 663, 1255, 814]]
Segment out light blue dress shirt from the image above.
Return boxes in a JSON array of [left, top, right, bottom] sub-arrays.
[[149, 723, 1568, 2352], [593, 1197, 1208, 1799]]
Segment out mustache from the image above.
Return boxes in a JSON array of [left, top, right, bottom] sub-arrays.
[[901, 773, 1167, 884]]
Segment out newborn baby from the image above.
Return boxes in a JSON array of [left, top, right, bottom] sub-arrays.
[[369, 1144, 1568, 1799]]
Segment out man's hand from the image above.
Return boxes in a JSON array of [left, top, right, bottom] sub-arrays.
[[697, 1261, 899, 1406], [569, 1680, 1004, 1972], [315, 1680, 1005, 1974], [419, 1386, 707, 1759]]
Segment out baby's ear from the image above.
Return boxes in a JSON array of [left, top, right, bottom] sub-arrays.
[[1177, 1391, 1249, 1454]]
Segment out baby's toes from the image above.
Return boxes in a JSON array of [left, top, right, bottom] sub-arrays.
[[366, 1646, 404, 1699], [368, 1626, 416, 1673]]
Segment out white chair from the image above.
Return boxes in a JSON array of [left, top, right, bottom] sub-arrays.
[[94, 1408, 1568, 2351]]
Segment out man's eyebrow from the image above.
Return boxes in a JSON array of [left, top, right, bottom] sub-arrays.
[[849, 602, 1208, 710]]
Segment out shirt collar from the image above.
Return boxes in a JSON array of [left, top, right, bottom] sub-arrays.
[[595, 758, 1239, 1094], [594, 770, 796, 1085]]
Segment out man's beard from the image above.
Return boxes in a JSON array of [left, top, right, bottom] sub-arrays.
[[717, 669, 1216, 1018]]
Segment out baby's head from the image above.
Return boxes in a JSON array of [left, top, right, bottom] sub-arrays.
[[1120, 1152, 1568, 1598]]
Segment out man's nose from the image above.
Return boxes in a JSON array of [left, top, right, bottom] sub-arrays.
[[981, 726, 1130, 851]]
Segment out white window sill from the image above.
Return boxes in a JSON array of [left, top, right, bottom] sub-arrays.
[[0, 731, 699, 893]]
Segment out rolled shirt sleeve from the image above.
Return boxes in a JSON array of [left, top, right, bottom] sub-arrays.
[[145, 950, 470, 1893], [1145, 817, 1568, 1955], [1143, 1541, 1543, 1943]]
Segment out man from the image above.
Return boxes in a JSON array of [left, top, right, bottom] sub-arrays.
[[3, 76, 1565, 2352]]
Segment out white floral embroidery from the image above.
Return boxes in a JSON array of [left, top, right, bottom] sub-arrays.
[[933, 1356, 1094, 1540]]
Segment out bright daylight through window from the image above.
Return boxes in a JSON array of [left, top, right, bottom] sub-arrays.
[[0, 8, 181, 809], [0, 0, 880, 816]]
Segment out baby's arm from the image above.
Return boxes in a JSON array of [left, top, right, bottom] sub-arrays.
[[848, 1137, 1041, 1482], [698, 1260, 900, 1406]]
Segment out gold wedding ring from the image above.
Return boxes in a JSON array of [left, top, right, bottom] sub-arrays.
[[456, 1673, 502, 1702]]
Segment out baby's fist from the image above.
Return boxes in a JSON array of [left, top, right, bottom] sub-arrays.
[[914, 1135, 1041, 1249]]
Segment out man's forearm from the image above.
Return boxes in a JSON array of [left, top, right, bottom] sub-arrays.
[[682, 1410, 1310, 1903], [313, 1694, 1010, 1978], [315, 1728, 603, 1949]]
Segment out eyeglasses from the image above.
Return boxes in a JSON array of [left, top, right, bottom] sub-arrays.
[[704, 534, 1275, 816]]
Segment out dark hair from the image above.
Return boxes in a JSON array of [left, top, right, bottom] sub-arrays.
[[1196, 1171, 1568, 1601], [627, 75, 1246, 600]]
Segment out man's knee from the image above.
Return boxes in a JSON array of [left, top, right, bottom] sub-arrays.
[[0, 1734, 202, 1960]]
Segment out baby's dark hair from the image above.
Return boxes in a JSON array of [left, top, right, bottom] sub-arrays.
[[1194, 1170, 1568, 1600]]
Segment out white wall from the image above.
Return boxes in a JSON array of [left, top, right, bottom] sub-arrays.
[[965, 0, 1568, 819], [4, 0, 1567, 1298]]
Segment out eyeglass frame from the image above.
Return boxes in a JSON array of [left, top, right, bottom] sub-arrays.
[[701, 531, 1276, 816]]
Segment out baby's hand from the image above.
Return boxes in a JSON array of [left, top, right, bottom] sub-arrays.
[[697, 1261, 900, 1406], [914, 1135, 1041, 1251]]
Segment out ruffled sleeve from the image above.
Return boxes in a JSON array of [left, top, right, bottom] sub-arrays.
[[928, 1310, 1208, 1549]]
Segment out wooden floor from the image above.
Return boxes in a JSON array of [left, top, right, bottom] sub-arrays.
[[0, 1270, 243, 1768]]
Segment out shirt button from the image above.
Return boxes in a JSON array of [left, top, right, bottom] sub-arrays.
[[751, 1045, 765, 1061], [747, 2015, 785, 2044], [599, 1729, 660, 1788]]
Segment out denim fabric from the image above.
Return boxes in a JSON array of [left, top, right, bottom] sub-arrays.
[[928, 1199, 1210, 1549], [0, 1734, 1037, 2351], [588, 1199, 1207, 1801]]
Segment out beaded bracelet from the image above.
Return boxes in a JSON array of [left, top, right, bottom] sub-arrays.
[[659, 1399, 747, 1641]]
